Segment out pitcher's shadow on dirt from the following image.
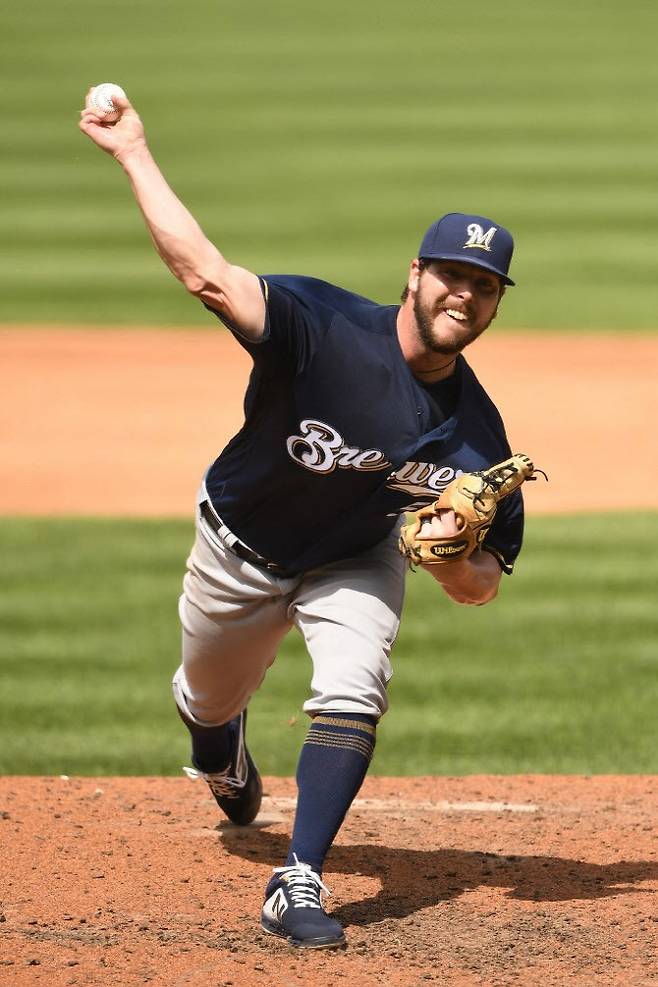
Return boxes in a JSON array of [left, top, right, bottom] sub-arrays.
[[217, 824, 657, 928]]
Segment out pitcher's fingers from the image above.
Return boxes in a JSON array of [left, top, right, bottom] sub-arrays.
[[428, 511, 460, 537], [438, 508, 467, 531], [79, 115, 106, 135]]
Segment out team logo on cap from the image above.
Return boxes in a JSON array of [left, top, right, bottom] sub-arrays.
[[463, 223, 497, 252]]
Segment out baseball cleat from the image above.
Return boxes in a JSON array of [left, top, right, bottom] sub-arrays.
[[183, 710, 262, 826], [261, 855, 346, 949]]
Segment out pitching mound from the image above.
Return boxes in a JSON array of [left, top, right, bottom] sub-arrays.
[[2, 776, 657, 985]]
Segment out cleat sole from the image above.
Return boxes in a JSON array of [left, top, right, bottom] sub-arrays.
[[261, 918, 346, 949]]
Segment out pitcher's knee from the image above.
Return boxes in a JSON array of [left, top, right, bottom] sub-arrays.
[[172, 666, 249, 726], [302, 683, 389, 720], [303, 650, 392, 719]]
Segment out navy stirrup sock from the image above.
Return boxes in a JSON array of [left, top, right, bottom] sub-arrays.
[[176, 705, 231, 773], [285, 712, 377, 874]]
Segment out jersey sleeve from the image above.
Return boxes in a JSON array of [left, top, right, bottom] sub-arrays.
[[257, 276, 328, 372], [203, 275, 331, 374], [481, 489, 524, 574]]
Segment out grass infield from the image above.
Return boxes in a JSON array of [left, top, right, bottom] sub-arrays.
[[1, 514, 656, 776]]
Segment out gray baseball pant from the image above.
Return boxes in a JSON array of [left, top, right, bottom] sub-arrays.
[[172, 504, 406, 726]]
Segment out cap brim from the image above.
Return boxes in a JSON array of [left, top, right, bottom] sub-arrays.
[[420, 252, 515, 287]]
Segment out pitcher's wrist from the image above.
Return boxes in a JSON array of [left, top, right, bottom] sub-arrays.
[[114, 140, 150, 170]]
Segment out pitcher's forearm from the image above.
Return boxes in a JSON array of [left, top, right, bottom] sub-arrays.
[[117, 144, 226, 293], [423, 548, 502, 605]]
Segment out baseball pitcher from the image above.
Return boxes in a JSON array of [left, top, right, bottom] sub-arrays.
[[80, 86, 540, 950]]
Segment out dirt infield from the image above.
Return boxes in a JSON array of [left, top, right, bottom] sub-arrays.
[[2, 776, 657, 986], [1, 328, 657, 515]]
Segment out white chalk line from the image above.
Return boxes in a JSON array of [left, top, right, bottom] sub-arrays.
[[261, 796, 538, 814]]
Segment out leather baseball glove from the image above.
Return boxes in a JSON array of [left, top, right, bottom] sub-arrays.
[[398, 454, 540, 566]]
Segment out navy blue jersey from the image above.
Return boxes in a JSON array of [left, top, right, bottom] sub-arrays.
[[203, 275, 523, 576]]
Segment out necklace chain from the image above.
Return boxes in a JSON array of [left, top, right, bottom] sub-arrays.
[[414, 359, 456, 377]]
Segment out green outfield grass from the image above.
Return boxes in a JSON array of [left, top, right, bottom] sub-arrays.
[[2, 0, 658, 329], [1, 514, 656, 776]]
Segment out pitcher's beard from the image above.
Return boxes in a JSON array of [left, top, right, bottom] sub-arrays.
[[413, 293, 486, 356]]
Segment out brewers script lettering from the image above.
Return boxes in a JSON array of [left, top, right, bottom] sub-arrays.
[[286, 419, 391, 474], [286, 420, 462, 506]]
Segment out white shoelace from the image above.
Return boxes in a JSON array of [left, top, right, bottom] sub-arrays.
[[183, 765, 245, 798], [272, 854, 331, 909], [182, 712, 249, 797]]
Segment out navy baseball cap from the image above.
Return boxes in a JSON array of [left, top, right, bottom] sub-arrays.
[[418, 212, 515, 286]]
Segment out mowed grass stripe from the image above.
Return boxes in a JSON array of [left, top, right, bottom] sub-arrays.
[[0, 514, 656, 776], [2, 0, 658, 327]]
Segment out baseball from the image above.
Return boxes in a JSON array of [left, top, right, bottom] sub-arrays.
[[89, 83, 126, 123]]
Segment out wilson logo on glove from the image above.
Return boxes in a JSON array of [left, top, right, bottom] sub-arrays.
[[430, 541, 469, 557]]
